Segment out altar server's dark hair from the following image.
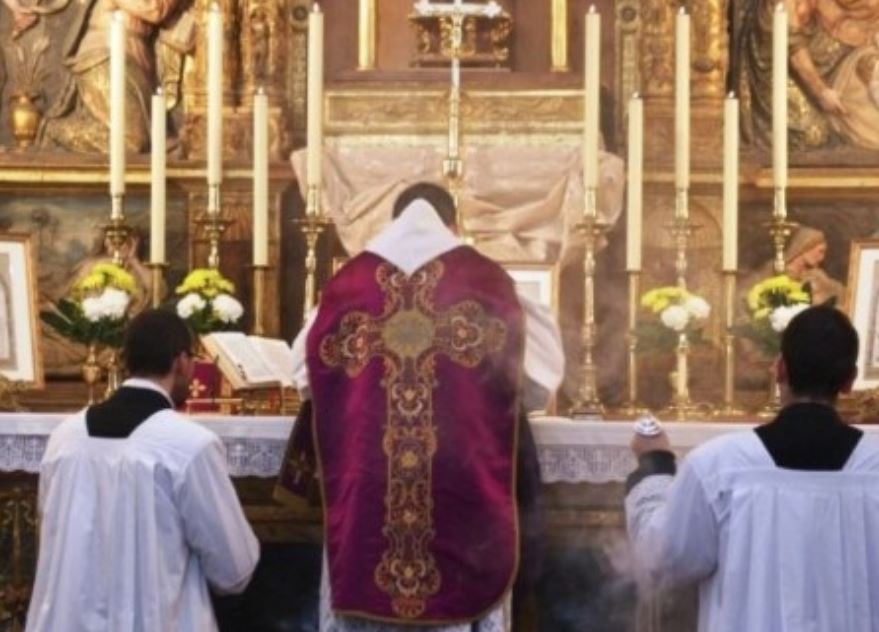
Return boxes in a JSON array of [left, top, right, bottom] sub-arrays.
[[392, 182, 456, 226], [781, 305, 858, 400], [123, 309, 193, 377]]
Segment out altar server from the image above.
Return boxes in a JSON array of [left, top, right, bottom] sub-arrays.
[[626, 306, 879, 632], [277, 182, 564, 631], [26, 310, 259, 632]]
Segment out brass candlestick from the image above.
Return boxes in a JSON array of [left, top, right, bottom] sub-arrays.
[[661, 189, 704, 420], [297, 184, 331, 322], [618, 270, 644, 417], [570, 187, 608, 419], [250, 264, 270, 336], [196, 184, 232, 269], [760, 188, 798, 417], [147, 262, 167, 308], [104, 196, 132, 266], [715, 270, 745, 418]]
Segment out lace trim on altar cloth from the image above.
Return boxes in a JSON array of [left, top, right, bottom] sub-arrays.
[[0, 434, 286, 478], [1, 430, 686, 484]]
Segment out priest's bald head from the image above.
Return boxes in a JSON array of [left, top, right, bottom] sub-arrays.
[[123, 309, 195, 406], [778, 305, 858, 403], [392, 182, 456, 227]]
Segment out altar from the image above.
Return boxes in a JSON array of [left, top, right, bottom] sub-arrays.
[[3, 414, 876, 631]]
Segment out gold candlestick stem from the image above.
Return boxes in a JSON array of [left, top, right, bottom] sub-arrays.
[[147, 262, 167, 309], [618, 271, 644, 417], [661, 189, 705, 420], [201, 184, 230, 269], [570, 188, 607, 419], [715, 270, 745, 418], [250, 264, 269, 336], [104, 198, 132, 266], [298, 184, 330, 323]]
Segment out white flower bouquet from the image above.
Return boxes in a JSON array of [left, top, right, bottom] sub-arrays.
[[175, 268, 244, 334], [638, 286, 711, 352], [40, 263, 137, 347], [738, 274, 812, 356]]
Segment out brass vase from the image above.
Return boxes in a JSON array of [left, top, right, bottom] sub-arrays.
[[9, 93, 40, 149], [82, 343, 101, 405]]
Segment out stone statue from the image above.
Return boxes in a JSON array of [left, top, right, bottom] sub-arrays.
[[738, 0, 879, 150], [36, 0, 196, 153], [2, 0, 36, 38]]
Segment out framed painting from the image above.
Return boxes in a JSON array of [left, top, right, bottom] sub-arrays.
[[0, 233, 43, 388], [845, 239, 879, 390], [503, 263, 560, 315]]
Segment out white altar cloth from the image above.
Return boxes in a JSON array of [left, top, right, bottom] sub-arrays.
[[3, 414, 876, 483]]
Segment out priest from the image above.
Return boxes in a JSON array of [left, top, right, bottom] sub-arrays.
[[26, 310, 260, 632], [276, 182, 564, 631], [625, 306, 879, 631]]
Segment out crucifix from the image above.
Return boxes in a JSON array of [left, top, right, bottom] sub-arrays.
[[412, 0, 502, 232]]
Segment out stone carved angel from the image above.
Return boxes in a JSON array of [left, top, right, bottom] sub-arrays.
[[33, 0, 197, 153], [738, 0, 879, 150]]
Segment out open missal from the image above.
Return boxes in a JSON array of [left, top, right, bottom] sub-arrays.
[[199, 332, 296, 391]]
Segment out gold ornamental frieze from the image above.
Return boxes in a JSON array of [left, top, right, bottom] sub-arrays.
[[325, 89, 586, 136]]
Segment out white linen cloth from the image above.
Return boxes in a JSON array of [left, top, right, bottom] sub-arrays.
[[291, 142, 625, 265], [626, 429, 879, 632], [291, 200, 565, 407], [25, 379, 260, 632]]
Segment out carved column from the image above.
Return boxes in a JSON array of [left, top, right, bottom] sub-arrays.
[[286, 0, 311, 145], [616, 0, 642, 139], [690, 0, 728, 103], [639, 0, 675, 102]]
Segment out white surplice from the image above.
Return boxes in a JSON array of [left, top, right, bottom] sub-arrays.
[[626, 430, 879, 632], [26, 379, 260, 632], [292, 201, 563, 632]]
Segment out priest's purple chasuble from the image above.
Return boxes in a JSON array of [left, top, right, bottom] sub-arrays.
[[281, 246, 524, 625]]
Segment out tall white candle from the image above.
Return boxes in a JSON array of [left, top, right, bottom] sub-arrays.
[[306, 4, 324, 189], [626, 94, 643, 271], [253, 89, 269, 267], [109, 10, 126, 204], [675, 7, 690, 193], [583, 5, 600, 198], [150, 89, 167, 264], [207, 3, 223, 187], [772, 2, 788, 192], [723, 93, 739, 272]]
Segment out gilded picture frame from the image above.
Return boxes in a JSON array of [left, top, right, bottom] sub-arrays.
[[0, 233, 43, 388], [845, 239, 879, 390]]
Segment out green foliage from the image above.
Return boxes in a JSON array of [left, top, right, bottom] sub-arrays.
[[40, 299, 125, 348]]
